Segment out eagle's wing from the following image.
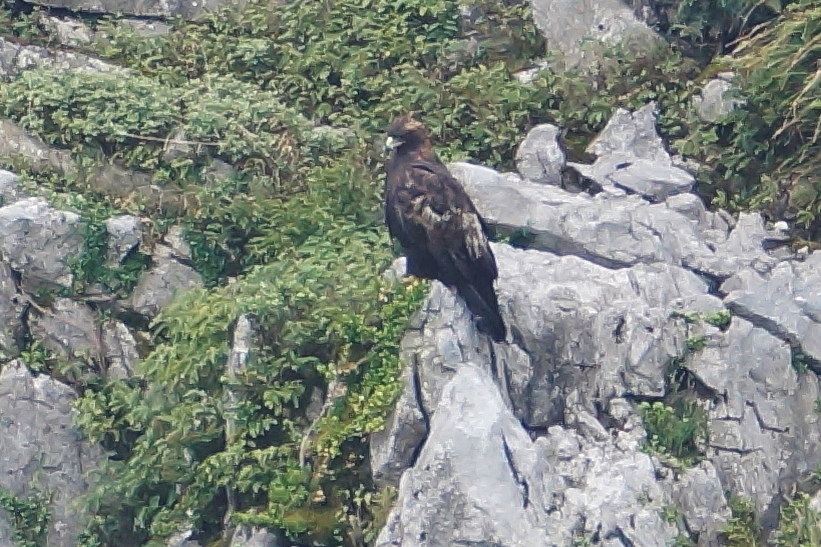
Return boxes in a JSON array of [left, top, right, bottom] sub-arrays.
[[403, 160, 498, 285]]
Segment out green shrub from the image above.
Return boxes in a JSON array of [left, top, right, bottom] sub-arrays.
[[678, 2, 821, 234], [75, 220, 428, 544], [775, 493, 821, 546], [0, 486, 50, 547], [638, 400, 708, 465], [651, 0, 785, 56], [724, 496, 759, 546]]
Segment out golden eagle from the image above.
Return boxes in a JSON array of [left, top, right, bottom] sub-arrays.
[[383, 114, 507, 342]]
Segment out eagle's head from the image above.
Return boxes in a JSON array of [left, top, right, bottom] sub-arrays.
[[384, 114, 428, 153]]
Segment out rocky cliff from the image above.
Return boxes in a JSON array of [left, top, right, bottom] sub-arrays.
[[1, 0, 820, 545]]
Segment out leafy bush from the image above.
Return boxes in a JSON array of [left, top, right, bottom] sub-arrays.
[[651, 0, 786, 56], [0, 486, 50, 547], [774, 493, 821, 546], [75, 223, 427, 544], [723, 497, 759, 546], [638, 400, 708, 465], [678, 1, 821, 234]]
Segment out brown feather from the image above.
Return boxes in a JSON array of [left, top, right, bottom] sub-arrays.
[[383, 115, 507, 342]]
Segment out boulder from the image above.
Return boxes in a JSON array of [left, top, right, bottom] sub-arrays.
[[0, 197, 85, 289], [0, 360, 102, 546], [102, 320, 140, 380], [28, 297, 100, 361], [0, 169, 25, 206], [125, 257, 203, 319], [514, 123, 566, 185], [693, 74, 743, 123], [0, 36, 126, 78], [529, 0, 663, 70], [105, 215, 142, 266]]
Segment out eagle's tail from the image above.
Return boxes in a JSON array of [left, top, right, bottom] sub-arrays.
[[458, 281, 507, 343]]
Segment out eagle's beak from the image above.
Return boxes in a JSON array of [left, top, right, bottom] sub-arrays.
[[384, 136, 403, 153]]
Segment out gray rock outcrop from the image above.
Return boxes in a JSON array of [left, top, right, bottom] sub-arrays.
[[0, 36, 127, 79], [514, 123, 566, 185], [105, 215, 142, 266], [374, 104, 821, 546], [0, 360, 102, 547], [693, 74, 742, 123], [29, 297, 100, 361], [125, 257, 203, 319], [0, 197, 85, 289], [529, 0, 663, 70]]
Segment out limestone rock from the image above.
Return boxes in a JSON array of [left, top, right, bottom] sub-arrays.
[[722, 252, 821, 364], [514, 123, 566, 185], [375, 365, 551, 546], [448, 162, 766, 279], [28, 297, 100, 361], [105, 215, 142, 266], [601, 158, 695, 202], [0, 197, 85, 289], [0, 262, 24, 358], [687, 317, 821, 529], [0, 119, 75, 176], [125, 258, 203, 318], [0, 169, 25, 206], [41, 16, 94, 47], [665, 462, 732, 545], [587, 103, 671, 165], [370, 365, 429, 487], [0, 360, 102, 546], [0, 36, 126, 78], [529, 0, 663, 71], [102, 320, 140, 380], [376, 365, 683, 547], [229, 525, 284, 546], [694, 76, 742, 123]]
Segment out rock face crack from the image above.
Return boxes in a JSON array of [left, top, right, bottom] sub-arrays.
[[408, 361, 431, 469], [606, 526, 636, 547], [725, 301, 799, 347], [501, 435, 530, 509], [747, 401, 788, 433]]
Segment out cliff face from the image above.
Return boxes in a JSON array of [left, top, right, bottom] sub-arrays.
[[373, 109, 821, 546], [1, 0, 820, 545]]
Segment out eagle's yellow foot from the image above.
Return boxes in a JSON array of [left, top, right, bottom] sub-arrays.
[[402, 275, 426, 288]]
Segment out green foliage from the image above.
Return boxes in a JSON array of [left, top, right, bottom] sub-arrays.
[[74, 218, 427, 543], [0, 487, 51, 547], [685, 336, 707, 352], [724, 497, 759, 546], [0, 69, 315, 184], [678, 2, 821, 234], [670, 309, 733, 329], [704, 309, 733, 329], [774, 493, 821, 546], [652, 0, 785, 55], [638, 400, 708, 465], [792, 349, 810, 374]]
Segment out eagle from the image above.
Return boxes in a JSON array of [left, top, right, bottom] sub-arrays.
[[383, 114, 507, 342]]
